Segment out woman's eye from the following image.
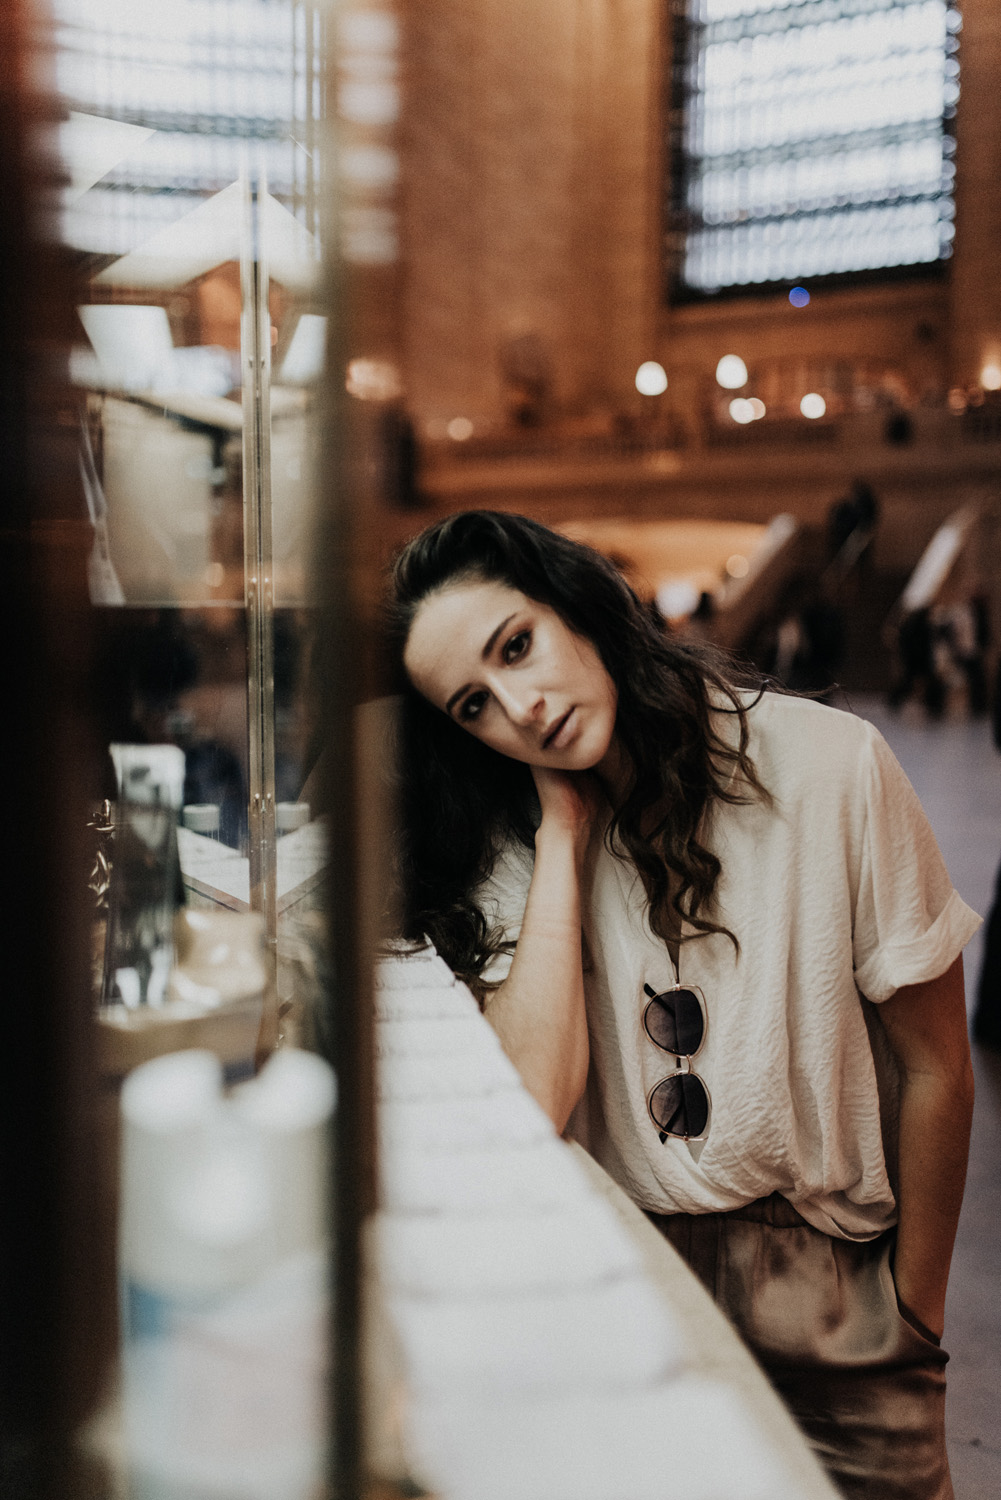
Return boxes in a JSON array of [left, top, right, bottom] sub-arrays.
[[458, 690, 488, 723], [503, 630, 530, 663]]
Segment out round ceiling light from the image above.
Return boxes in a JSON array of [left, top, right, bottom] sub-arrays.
[[635, 361, 668, 396], [716, 355, 748, 390]]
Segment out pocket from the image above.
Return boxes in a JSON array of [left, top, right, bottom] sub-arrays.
[[883, 1241, 949, 1364], [894, 1289, 943, 1349]]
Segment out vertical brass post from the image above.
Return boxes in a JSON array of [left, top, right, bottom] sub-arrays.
[[241, 170, 279, 960]]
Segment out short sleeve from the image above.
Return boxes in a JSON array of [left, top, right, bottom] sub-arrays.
[[473, 839, 535, 985], [852, 723, 981, 1002]]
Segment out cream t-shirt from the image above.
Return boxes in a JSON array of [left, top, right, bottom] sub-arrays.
[[475, 693, 981, 1240]]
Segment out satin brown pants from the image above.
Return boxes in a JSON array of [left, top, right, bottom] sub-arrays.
[[647, 1194, 952, 1500]]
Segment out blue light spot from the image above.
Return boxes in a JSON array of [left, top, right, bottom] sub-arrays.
[[789, 286, 810, 308]]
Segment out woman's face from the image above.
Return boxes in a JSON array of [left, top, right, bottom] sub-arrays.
[[404, 577, 619, 773]]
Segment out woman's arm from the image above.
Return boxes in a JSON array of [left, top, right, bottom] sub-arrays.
[[479, 768, 598, 1133], [876, 955, 975, 1339]]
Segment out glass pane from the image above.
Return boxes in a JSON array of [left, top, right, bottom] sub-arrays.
[[56, 1, 326, 959], [49, 1, 339, 1492]]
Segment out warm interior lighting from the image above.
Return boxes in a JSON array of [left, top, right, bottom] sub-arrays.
[[716, 354, 748, 389], [728, 398, 755, 424], [560, 516, 771, 608], [447, 417, 474, 441], [800, 392, 827, 419], [635, 361, 668, 396], [747, 397, 766, 419], [656, 580, 700, 620], [725, 553, 750, 579], [980, 362, 1001, 392], [345, 358, 401, 401]]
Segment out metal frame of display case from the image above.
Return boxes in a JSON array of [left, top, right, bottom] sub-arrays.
[[241, 170, 279, 951]]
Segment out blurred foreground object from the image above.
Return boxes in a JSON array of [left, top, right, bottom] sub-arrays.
[[99, 909, 269, 1087], [119, 1048, 334, 1500], [1, 0, 117, 1490]]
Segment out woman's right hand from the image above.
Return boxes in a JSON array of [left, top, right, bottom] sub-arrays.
[[531, 765, 603, 864]]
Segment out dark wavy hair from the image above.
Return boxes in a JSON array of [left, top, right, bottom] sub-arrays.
[[387, 510, 769, 986]]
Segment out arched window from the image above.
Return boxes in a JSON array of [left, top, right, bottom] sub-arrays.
[[666, 0, 960, 298]]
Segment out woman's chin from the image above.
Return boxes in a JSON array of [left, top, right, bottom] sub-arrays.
[[563, 727, 618, 775]]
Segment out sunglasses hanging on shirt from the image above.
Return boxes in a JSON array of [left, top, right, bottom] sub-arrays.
[[642, 982, 712, 1142]]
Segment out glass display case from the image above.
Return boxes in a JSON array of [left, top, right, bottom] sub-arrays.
[[58, 0, 329, 1008], [2, 2, 404, 1494]]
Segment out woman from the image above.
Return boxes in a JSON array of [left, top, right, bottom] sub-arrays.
[[388, 510, 978, 1500]]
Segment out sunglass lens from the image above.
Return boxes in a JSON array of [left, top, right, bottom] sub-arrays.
[[649, 1073, 709, 1138], [644, 989, 704, 1055]]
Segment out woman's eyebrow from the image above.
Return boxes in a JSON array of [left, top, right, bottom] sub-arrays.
[[444, 612, 517, 717], [481, 612, 517, 661]]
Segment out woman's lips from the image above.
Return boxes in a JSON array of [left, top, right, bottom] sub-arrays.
[[544, 708, 575, 750]]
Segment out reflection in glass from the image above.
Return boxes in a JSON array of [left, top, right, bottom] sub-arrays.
[[56, 0, 330, 1018]]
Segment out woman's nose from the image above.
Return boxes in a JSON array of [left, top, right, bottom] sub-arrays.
[[494, 679, 544, 726]]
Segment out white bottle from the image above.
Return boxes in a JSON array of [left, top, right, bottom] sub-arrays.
[[119, 1048, 335, 1500]]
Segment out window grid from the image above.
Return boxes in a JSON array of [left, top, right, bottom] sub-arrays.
[[665, 0, 960, 299]]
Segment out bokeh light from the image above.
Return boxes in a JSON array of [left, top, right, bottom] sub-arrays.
[[447, 416, 474, 440], [747, 397, 766, 419], [345, 357, 401, 401], [788, 286, 810, 308], [716, 354, 748, 389], [635, 360, 668, 396], [980, 362, 1001, 392], [729, 398, 755, 424], [726, 554, 750, 579], [656, 580, 700, 620], [800, 392, 827, 419]]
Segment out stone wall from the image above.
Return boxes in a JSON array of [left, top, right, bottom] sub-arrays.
[[397, 0, 1001, 567], [400, 0, 659, 429]]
